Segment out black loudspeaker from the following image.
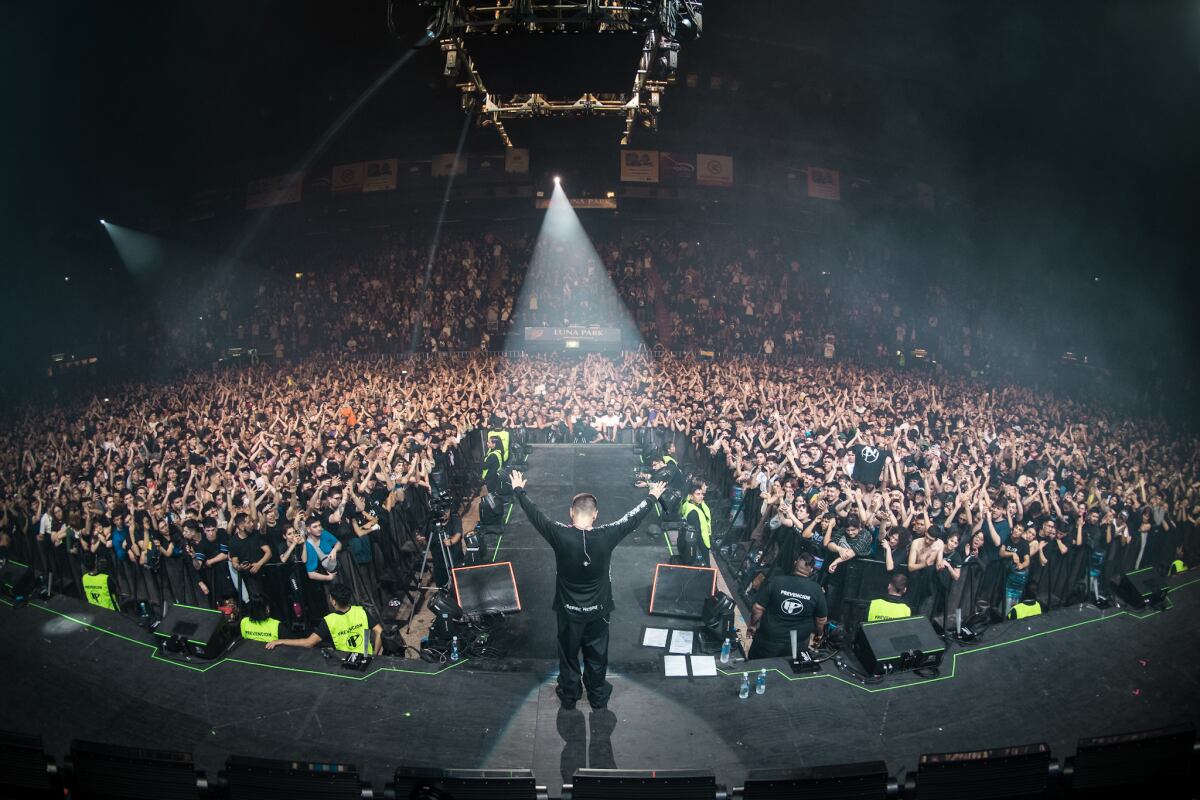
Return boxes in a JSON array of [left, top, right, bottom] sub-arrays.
[[1116, 567, 1167, 609], [152, 603, 230, 659], [1068, 723, 1196, 796], [648, 563, 716, 618], [0, 730, 60, 799], [912, 743, 1052, 799], [852, 615, 946, 676], [223, 756, 367, 800], [392, 767, 547, 800], [742, 761, 892, 799], [68, 740, 202, 800], [451, 561, 522, 616], [565, 769, 720, 800], [0, 559, 36, 599]]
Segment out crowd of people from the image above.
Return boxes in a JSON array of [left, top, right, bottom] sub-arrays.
[[78, 221, 1130, 401], [3, 345, 1197, 654]]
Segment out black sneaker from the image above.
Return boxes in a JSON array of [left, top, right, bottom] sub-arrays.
[[588, 698, 608, 710]]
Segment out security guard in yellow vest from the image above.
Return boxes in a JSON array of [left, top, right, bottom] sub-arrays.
[[265, 584, 382, 655], [867, 574, 913, 621], [239, 597, 282, 643], [1008, 599, 1043, 620], [487, 428, 510, 465], [82, 556, 118, 611], [1005, 584, 1043, 620], [482, 435, 505, 481], [679, 485, 713, 564]]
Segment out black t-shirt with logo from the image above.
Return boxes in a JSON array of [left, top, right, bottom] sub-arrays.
[[757, 574, 828, 644], [851, 445, 891, 485]]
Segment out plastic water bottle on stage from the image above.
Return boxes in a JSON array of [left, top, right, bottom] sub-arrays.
[[720, 637, 732, 664], [755, 668, 767, 695], [450, 636, 459, 661], [738, 672, 751, 699]]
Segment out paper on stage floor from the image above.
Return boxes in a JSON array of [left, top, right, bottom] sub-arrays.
[[642, 627, 670, 648], [689, 655, 718, 677], [663, 655, 689, 677], [668, 630, 694, 654]]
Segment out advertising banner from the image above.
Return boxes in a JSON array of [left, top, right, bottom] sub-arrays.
[[362, 158, 398, 192], [620, 150, 659, 183], [807, 167, 841, 200], [524, 326, 621, 344], [432, 152, 467, 177], [245, 173, 303, 209], [659, 152, 696, 185], [505, 147, 530, 174], [696, 153, 734, 187]]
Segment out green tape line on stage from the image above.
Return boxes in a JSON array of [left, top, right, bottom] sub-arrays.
[[0, 595, 469, 680], [717, 574, 1200, 694], [5, 575, 1196, 689]]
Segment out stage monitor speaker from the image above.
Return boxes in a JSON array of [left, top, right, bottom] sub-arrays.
[[392, 766, 547, 800], [912, 743, 1051, 799], [648, 563, 716, 619], [452, 561, 522, 616], [0, 731, 59, 799], [0, 559, 36, 599], [1116, 567, 1167, 609], [565, 768, 720, 800], [224, 755, 367, 800], [68, 740, 202, 800], [741, 761, 892, 799], [152, 603, 230, 659], [1068, 723, 1196, 796], [852, 615, 946, 676]]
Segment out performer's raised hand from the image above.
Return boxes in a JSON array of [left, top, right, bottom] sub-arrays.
[[509, 469, 527, 490], [648, 481, 667, 499]]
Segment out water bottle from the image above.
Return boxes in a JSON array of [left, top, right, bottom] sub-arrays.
[[450, 635, 460, 662], [755, 668, 767, 695], [719, 637, 732, 664], [738, 672, 751, 699]]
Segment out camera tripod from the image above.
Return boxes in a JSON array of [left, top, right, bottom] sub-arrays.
[[404, 516, 460, 634]]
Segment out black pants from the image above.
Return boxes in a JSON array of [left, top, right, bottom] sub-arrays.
[[748, 628, 811, 660], [556, 610, 611, 704]]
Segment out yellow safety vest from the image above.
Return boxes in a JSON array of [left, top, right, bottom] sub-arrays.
[[482, 449, 503, 480], [867, 597, 911, 622], [679, 500, 712, 548], [486, 430, 510, 465], [1170, 559, 1186, 575], [663, 455, 677, 466], [82, 572, 117, 611], [239, 617, 281, 643], [324, 606, 370, 654], [1008, 600, 1043, 620]]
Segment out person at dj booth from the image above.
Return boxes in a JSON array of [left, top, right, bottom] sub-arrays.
[[265, 583, 382, 655], [510, 469, 667, 710], [746, 551, 828, 660]]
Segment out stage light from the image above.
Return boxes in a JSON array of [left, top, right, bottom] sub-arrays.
[[99, 219, 106, 225], [553, 175, 561, 185], [606, 191, 616, 198]]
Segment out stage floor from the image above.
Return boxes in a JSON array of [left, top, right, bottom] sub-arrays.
[[1, 444, 1198, 795]]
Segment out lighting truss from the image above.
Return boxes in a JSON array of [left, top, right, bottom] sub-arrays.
[[413, 1, 702, 146]]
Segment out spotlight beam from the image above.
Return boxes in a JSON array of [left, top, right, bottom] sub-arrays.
[[409, 110, 474, 352]]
